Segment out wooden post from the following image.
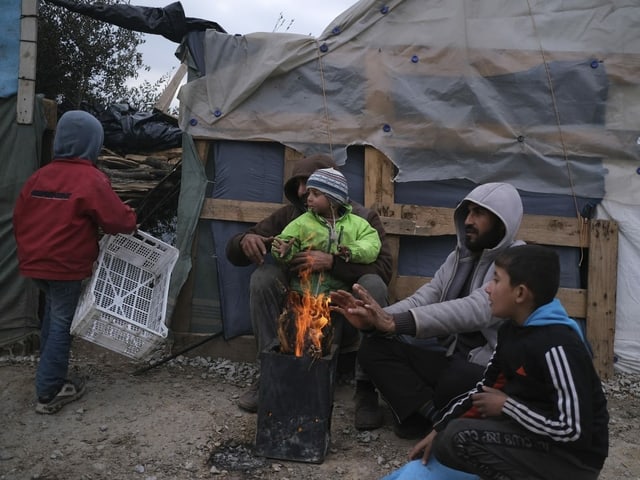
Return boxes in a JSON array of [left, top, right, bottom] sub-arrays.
[[283, 147, 304, 202], [363, 147, 395, 211], [586, 220, 618, 379], [154, 63, 187, 115], [364, 147, 398, 296], [17, 0, 38, 124]]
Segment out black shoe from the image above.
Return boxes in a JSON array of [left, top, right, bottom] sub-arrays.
[[36, 378, 86, 415], [392, 413, 430, 440], [237, 383, 259, 413], [354, 387, 383, 430]]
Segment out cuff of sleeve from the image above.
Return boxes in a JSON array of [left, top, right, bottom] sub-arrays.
[[393, 312, 416, 336]]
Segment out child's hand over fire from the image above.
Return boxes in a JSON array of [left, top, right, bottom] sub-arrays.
[[272, 237, 296, 259]]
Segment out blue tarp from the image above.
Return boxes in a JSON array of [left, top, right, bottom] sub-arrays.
[[0, 0, 21, 98]]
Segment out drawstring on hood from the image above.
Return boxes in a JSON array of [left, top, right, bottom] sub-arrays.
[[53, 110, 104, 164]]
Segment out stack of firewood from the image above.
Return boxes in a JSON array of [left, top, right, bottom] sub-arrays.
[[98, 147, 182, 207]]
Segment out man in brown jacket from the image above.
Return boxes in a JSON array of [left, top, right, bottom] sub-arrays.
[[226, 153, 393, 430]]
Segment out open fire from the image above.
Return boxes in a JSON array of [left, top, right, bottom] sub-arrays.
[[255, 265, 338, 463], [276, 266, 333, 359]]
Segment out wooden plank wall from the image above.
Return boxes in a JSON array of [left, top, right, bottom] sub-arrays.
[[198, 143, 618, 379]]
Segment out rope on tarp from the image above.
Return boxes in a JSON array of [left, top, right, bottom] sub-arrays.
[[525, 0, 587, 265], [316, 41, 334, 159]]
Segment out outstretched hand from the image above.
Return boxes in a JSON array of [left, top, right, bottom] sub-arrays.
[[330, 284, 396, 334], [408, 430, 438, 464], [240, 233, 273, 265]]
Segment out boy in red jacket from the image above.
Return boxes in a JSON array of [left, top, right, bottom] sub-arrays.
[[13, 110, 137, 414]]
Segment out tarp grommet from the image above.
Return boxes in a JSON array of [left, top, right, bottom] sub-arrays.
[[636, 167, 640, 175], [380, 5, 389, 14], [517, 135, 525, 143], [590, 60, 599, 69], [189, 118, 198, 126], [332, 26, 341, 35], [383, 124, 391, 132], [319, 43, 329, 53], [213, 109, 222, 118], [411, 55, 419, 63]]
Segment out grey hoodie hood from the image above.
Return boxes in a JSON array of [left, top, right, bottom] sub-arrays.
[[53, 110, 104, 164], [453, 182, 523, 253]]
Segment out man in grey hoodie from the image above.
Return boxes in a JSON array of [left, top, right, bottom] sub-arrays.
[[331, 183, 524, 439]]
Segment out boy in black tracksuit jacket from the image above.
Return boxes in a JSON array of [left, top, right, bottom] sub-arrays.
[[409, 245, 608, 480]]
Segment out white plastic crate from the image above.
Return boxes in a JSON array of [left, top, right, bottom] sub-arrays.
[[71, 230, 179, 360]]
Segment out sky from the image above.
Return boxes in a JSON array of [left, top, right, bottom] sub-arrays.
[[130, 0, 356, 88]]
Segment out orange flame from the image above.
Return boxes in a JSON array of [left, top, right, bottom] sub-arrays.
[[277, 262, 332, 358]]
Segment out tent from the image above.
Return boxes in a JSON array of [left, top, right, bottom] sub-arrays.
[[169, 0, 640, 373], [3, 0, 639, 375]]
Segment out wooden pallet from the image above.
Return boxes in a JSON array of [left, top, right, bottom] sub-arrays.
[[193, 143, 618, 379]]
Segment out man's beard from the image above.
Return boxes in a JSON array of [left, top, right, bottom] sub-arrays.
[[464, 225, 505, 252]]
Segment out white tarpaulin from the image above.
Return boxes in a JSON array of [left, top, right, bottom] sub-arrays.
[[177, 0, 640, 371]]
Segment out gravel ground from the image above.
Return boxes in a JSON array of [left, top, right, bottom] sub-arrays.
[[1, 339, 639, 479]]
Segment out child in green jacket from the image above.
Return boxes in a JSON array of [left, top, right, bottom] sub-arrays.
[[272, 167, 381, 295]]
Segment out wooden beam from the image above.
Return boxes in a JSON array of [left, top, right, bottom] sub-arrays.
[[153, 63, 187, 115], [201, 198, 280, 223], [17, 0, 38, 124], [201, 198, 588, 247], [586, 220, 618, 379]]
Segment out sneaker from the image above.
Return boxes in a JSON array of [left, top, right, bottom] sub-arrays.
[[237, 382, 259, 413], [35, 378, 86, 415], [354, 387, 383, 430], [392, 413, 430, 440]]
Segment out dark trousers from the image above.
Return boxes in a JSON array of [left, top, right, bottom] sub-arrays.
[[434, 417, 601, 480], [358, 335, 485, 422]]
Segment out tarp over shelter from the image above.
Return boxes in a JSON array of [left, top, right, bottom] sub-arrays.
[[0, 0, 47, 349], [4, 0, 639, 374], [171, 0, 640, 372]]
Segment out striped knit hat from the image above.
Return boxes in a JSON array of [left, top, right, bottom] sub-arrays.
[[306, 167, 349, 205]]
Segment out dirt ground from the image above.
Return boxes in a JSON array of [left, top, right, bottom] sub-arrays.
[[1, 339, 639, 480]]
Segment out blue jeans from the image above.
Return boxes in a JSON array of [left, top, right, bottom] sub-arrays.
[[33, 279, 83, 399]]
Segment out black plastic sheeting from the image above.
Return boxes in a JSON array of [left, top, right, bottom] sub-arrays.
[[96, 104, 182, 153], [43, 0, 226, 43]]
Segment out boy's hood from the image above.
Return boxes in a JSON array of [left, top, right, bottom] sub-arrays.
[[524, 298, 586, 343], [53, 110, 104, 164]]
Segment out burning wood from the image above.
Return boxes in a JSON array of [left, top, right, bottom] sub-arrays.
[[276, 267, 333, 359]]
